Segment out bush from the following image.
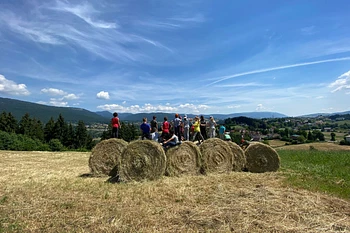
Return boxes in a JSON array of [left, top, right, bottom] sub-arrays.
[[0, 131, 49, 151], [49, 139, 65, 151]]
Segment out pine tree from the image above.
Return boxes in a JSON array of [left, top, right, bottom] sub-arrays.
[[75, 120, 88, 149], [7, 112, 18, 133], [44, 117, 55, 143], [53, 114, 68, 143]]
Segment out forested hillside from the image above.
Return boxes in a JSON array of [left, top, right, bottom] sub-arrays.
[[0, 97, 109, 124]]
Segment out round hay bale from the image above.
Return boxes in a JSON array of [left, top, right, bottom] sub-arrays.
[[244, 142, 280, 173], [119, 140, 166, 182], [89, 138, 128, 176], [199, 138, 234, 173], [165, 141, 206, 177], [226, 141, 246, 171]]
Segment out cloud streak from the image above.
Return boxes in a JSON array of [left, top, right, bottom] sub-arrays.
[[204, 57, 350, 87]]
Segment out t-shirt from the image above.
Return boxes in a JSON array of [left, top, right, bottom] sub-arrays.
[[183, 118, 190, 128], [193, 120, 200, 132], [150, 119, 157, 129], [173, 117, 181, 127], [169, 134, 179, 144], [208, 120, 216, 128], [140, 123, 151, 133], [162, 121, 170, 133], [111, 117, 120, 128], [219, 125, 226, 134]]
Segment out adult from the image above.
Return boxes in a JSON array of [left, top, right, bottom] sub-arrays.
[[140, 118, 151, 140], [200, 115, 208, 140], [111, 112, 121, 138], [219, 124, 226, 140], [161, 116, 170, 141], [182, 115, 190, 141], [192, 116, 204, 144], [172, 113, 182, 141], [150, 115, 158, 133], [208, 116, 217, 138]]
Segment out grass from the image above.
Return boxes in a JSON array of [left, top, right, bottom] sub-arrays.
[[278, 150, 350, 199], [0, 147, 349, 232]]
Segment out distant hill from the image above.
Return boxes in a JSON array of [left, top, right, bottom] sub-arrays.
[[96, 111, 288, 122], [0, 97, 109, 124], [299, 110, 350, 118]]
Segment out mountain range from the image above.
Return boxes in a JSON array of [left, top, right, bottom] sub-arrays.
[[1, 97, 349, 124]]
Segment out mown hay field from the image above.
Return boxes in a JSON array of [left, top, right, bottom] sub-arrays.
[[0, 144, 349, 232]]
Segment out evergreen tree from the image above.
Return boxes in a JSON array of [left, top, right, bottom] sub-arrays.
[[7, 112, 18, 133], [75, 120, 88, 148], [307, 130, 313, 141], [32, 119, 44, 141], [53, 114, 68, 143], [18, 113, 32, 136], [44, 117, 55, 142], [64, 123, 75, 148]]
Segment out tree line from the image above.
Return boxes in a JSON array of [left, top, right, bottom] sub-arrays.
[[0, 111, 94, 151]]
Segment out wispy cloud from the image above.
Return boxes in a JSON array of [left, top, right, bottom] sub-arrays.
[[41, 88, 67, 96], [329, 70, 350, 92], [204, 57, 350, 87], [0, 74, 30, 96]]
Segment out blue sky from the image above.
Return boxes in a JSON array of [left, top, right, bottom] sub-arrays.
[[0, 0, 350, 117]]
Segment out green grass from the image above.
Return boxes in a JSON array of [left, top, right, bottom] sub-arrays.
[[279, 150, 350, 199]]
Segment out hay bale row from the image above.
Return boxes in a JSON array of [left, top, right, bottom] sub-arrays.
[[89, 138, 280, 182]]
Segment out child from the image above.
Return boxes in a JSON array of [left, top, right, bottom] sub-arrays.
[[192, 116, 204, 144], [161, 129, 180, 149]]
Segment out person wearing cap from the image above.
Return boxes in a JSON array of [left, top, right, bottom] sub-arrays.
[[182, 115, 190, 141], [208, 116, 217, 138]]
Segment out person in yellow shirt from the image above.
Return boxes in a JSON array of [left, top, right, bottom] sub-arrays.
[[192, 116, 204, 144]]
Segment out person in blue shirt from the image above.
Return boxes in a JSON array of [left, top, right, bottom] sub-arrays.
[[219, 124, 226, 140], [140, 118, 151, 140]]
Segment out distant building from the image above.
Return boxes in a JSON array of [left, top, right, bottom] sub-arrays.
[[345, 135, 350, 143], [324, 127, 332, 132]]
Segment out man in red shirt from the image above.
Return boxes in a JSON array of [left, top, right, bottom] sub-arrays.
[[161, 116, 170, 141]]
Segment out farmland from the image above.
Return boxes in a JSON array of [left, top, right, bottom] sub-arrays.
[[0, 143, 349, 232]]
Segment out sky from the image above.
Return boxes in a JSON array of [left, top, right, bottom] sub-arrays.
[[0, 0, 350, 117]]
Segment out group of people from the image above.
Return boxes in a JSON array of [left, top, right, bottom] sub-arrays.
[[139, 114, 225, 149], [111, 112, 230, 150]]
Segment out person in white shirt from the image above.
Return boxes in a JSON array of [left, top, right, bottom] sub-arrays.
[[208, 116, 217, 138]]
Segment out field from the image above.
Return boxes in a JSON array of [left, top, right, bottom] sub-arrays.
[[1, 143, 350, 232]]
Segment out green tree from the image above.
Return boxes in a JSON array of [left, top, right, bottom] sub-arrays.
[[18, 113, 32, 135], [0, 111, 18, 133], [53, 114, 68, 143], [307, 131, 314, 141], [330, 132, 336, 141], [44, 117, 55, 142], [75, 120, 89, 149]]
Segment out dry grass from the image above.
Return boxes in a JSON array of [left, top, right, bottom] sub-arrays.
[[0, 150, 349, 232]]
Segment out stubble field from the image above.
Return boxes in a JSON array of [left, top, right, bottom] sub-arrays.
[[0, 143, 349, 232]]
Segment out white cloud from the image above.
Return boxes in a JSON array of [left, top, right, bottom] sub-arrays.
[[122, 101, 126, 104], [329, 70, 350, 92], [49, 98, 68, 107], [63, 93, 79, 100], [96, 91, 110, 100], [228, 105, 241, 109], [256, 104, 267, 111], [0, 74, 30, 95], [41, 88, 67, 96]]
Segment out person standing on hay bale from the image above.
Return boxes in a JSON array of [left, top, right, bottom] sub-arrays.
[[150, 115, 158, 133], [161, 116, 170, 141], [208, 116, 217, 138], [111, 112, 121, 138], [161, 129, 181, 150], [192, 116, 204, 144], [140, 118, 151, 140], [182, 115, 190, 141], [200, 115, 208, 140], [172, 113, 182, 142]]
